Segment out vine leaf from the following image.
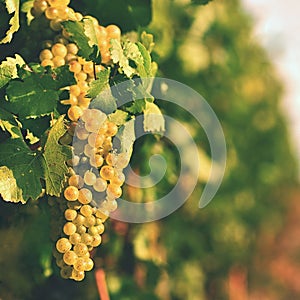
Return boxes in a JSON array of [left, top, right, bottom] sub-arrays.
[[21, 0, 34, 25], [87, 68, 110, 98], [108, 109, 128, 126], [143, 102, 165, 132], [0, 54, 25, 89], [62, 20, 100, 62], [42, 115, 72, 197], [0, 0, 20, 44], [90, 88, 117, 114], [113, 119, 135, 172], [0, 166, 24, 203], [0, 126, 43, 201], [5, 71, 62, 118], [114, 118, 135, 157]]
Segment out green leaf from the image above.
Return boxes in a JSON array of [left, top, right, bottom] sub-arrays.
[[136, 42, 151, 78], [0, 166, 24, 203], [5, 72, 59, 118], [0, 0, 20, 44], [108, 109, 128, 126], [90, 88, 117, 114], [140, 31, 155, 53], [0, 54, 25, 89], [42, 115, 72, 197], [110, 39, 140, 78], [20, 115, 51, 138], [143, 102, 165, 132], [0, 126, 43, 200], [21, 0, 34, 25], [53, 65, 76, 89], [87, 68, 110, 98], [62, 20, 100, 62], [126, 98, 146, 114], [115, 118, 135, 157]]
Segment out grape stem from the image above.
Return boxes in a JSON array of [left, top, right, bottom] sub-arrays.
[[95, 268, 110, 300]]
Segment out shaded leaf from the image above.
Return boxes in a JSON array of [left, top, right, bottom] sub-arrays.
[[0, 126, 43, 200]]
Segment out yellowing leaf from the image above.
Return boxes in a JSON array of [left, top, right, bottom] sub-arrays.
[[143, 102, 165, 132], [0, 166, 25, 203], [0, 54, 25, 88], [0, 0, 20, 44]]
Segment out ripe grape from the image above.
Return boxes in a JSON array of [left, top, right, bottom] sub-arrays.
[[100, 165, 115, 181], [71, 269, 85, 281], [74, 243, 88, 256], [93, 177, 107, 192], [63, 250, 77, 265], [64, 186, 79, 201], [56, 237, 72, 253], [64, 208, 77, 221], [80, 204, 93, 217], [69, 233, 81, 245], [63, 222, 77, 235], [78, 188, 92, 204], [84, 170, 97, 186]]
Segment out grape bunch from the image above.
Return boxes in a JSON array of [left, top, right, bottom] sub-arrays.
[[32, 0, 121, 121], [51, 108, 130, 281], [31, 0, 128, 281]]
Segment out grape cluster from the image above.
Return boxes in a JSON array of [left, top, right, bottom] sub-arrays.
[[32, 0, 121, 121], [52, 108, 129, 281]]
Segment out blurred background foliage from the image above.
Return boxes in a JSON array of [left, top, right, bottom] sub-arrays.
[[0, 0, 299, 299]]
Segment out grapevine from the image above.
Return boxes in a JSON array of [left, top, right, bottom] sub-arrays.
[[0, 0, 163, 282]]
